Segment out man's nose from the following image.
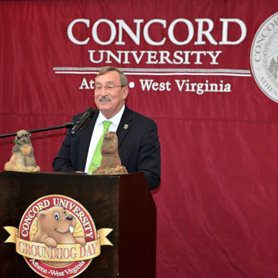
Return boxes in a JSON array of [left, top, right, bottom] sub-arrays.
[[99, 88, 109, 96]]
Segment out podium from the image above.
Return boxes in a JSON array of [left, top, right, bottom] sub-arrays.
[[0, 171, 156, 278]]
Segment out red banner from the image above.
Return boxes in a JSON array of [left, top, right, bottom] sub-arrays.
[[0, 1, 278, 277]]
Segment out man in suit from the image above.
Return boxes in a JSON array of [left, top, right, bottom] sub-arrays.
[[53, 66, 161, 189]]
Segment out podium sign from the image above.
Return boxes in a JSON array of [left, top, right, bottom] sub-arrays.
[[0, 172, 156, 278]]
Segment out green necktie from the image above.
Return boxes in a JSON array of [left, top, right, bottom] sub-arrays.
[[88, 121, 112, 173]]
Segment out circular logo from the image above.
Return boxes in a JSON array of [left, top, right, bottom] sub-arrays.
[[250, 12, 278, 102], [18, 195, 97, 278]]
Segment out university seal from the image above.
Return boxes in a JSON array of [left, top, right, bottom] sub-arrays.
[[251, 12, 278, 102]]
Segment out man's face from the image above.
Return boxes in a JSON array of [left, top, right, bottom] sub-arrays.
[[94, 71, 129, 118]]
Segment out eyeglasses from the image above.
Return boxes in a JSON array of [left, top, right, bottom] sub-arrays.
[[94, 84, 124, 91]]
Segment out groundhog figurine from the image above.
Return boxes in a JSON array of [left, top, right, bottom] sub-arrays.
[[93, 131, 128, 175], [4, 129, 40, 172], [33, 206, 86, 248]]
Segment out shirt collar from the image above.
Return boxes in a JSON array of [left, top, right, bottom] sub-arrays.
[[96, 105, 125, 127]]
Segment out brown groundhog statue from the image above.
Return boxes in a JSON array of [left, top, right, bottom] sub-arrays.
[[93, 131, 128, 175], [4, 129, 40, 172]]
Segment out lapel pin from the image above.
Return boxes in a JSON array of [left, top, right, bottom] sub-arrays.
[[124, 124, 129, 130]]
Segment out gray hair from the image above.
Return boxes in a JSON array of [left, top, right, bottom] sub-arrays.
[[96, 66, 128, 87]]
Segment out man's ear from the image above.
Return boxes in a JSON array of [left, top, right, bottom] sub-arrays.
[[123, 86, 129, 100]]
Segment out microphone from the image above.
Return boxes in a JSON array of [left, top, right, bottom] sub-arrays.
[[71, 108, 94, 135]]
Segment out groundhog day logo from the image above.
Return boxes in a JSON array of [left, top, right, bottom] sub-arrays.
[[4, 195, 113, 277], [251, 12, 278, 102]]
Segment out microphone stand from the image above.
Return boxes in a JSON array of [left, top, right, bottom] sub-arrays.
[[0, 122, 74, 139]]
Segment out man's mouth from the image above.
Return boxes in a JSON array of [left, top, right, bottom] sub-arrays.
[[99, 98, 110, 103]]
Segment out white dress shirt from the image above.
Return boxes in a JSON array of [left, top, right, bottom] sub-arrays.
[[84, 105, 125, 173]]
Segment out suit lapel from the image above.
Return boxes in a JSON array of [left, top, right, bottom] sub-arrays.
[[117, 107, 133, 147], [78, 111, 99, 168]]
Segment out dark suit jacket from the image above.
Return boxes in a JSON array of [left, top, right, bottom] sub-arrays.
[[53, 107, 161, 189]]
